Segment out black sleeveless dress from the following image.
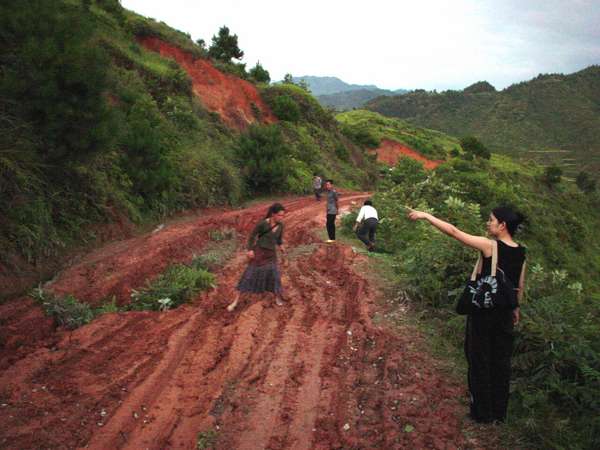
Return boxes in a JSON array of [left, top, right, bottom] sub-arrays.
[[465, 240, 526, 423]]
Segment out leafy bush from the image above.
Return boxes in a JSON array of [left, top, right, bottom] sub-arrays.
[[208, 26, 244, 62], [121, 93, 177, 203], [576, 171, 596, 193], [334, 143, 350, 161], [249, 62, 270, 83], [31, 289, 95, 330], [511, 268, 600, 449], [459, 136, 491, 159], [236, 125, 292, 194], [270, 95, 301, 122], [128, 264, 215, 311], [0, 0, 116, 162], [543, 164, 563, 186]]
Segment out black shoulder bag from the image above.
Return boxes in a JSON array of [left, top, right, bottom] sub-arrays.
[[456, 240, 518, 315]]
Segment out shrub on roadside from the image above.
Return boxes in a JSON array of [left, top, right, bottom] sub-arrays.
[[236, 124, 291, 194], [30, 289, 95, 330], [128, 264, 215, 311]]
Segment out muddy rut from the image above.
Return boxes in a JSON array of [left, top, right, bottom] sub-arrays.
[[0, 195, 471, 450]]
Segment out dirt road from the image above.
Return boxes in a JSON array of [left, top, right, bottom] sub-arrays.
[[0, 194, 471, 449]]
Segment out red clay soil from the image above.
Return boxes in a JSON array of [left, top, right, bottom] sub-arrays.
[[138, 36, 277, 130], [0, 195, 488, 449], [374, 139, 444, 170]]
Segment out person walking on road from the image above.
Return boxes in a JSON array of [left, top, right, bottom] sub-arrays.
[[324, 180, 339, 243], [227, 203, 287, 312], [353, 199, 379, 251], [408, 206, 527, 424], [313, 174, 323, 201]]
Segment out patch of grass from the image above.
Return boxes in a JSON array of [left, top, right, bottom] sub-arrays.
[[192, 228, 238, 272], [196, 429, 218, 449], [30, 288, 95, 330], [128, 264, 215, 311]]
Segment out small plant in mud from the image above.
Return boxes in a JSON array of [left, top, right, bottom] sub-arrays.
[[208, 227, 237, 242], [128, 264, 215, 311], [30, 288, 95, 330], [196, 429, 218, 449], [192, 229, 238, 271]]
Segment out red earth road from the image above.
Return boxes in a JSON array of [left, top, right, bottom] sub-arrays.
[[0, 195, 480, 449]]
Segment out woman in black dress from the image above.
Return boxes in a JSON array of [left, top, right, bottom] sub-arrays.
[[227, 203, 286, 312], [408, 206, 526, 423]]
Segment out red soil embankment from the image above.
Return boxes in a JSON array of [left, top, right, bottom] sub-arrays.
[[374, 138, 444, 169], [139, 36, 277, 130]]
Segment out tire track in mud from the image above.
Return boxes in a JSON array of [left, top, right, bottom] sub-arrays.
[[0, 194, 473, 450]]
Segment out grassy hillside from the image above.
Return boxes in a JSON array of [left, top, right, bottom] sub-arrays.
[[343, 148, 600, 449], [365, 67, 600, 177], [0, 0, 376, 298], [337, 109, 458, 159]]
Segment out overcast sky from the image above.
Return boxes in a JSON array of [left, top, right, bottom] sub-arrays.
[[120, 0, 600, 91]]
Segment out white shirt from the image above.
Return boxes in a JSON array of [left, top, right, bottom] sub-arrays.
[[356, 205, 378, 222]]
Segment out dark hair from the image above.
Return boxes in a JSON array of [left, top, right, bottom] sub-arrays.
[[492, 206, 525, 236], [364, 200, 373, 206], [325, 179, 334, 184], [266, 202, 285, 218]]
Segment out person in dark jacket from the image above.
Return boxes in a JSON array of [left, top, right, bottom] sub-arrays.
[[324, 179, 339, 243], [408, 206, 526, 423], [227, 203, 286, 312]]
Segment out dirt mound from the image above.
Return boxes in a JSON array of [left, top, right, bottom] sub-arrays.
[[139, 36, 277, 130], [374, 139, 444, 169], [0, 195, 478, 449]]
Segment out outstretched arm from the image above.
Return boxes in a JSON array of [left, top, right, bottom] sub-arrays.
[[408, 210, 493, 256]]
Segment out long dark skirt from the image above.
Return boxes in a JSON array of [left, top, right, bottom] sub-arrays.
[[236, 247, 282, 294], [465, 309, 514, 423]]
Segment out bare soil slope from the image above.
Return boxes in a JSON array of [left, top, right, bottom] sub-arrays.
[[139, 36, 277, 130], [0, 195, 475, 449], [373, 139, 444, 169]]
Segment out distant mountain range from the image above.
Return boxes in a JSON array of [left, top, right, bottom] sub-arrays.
[[365, 66, 600, 175], [290, 76, 408, 110]]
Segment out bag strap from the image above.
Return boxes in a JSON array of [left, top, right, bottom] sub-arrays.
[[470, 254, 482, 281], [491, 240, 498, 277], [258, 221, 278, 239]]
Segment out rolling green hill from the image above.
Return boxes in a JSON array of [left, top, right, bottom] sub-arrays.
[[365, 67, 600, 177], [336, 109, 458, 159]]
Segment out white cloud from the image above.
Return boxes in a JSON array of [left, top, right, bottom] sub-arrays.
[[121, 0, 600, 91]]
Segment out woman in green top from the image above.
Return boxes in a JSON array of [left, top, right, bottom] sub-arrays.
[[227, 203, 286, 312]]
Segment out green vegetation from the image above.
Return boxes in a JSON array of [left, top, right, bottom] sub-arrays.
[[249, 61, 270, 83], [128, 264, 215, 311], [543, 164, 563, 187], [366, 67, 600, 177], [576, 171, 597, 193], [208, 26, 244, 62], [336, 109, 457, 159], [196, 429, 218, 449], [346, 151, 600, 449], [30, 288, 119, 329], [459, 136, 490, 159]]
